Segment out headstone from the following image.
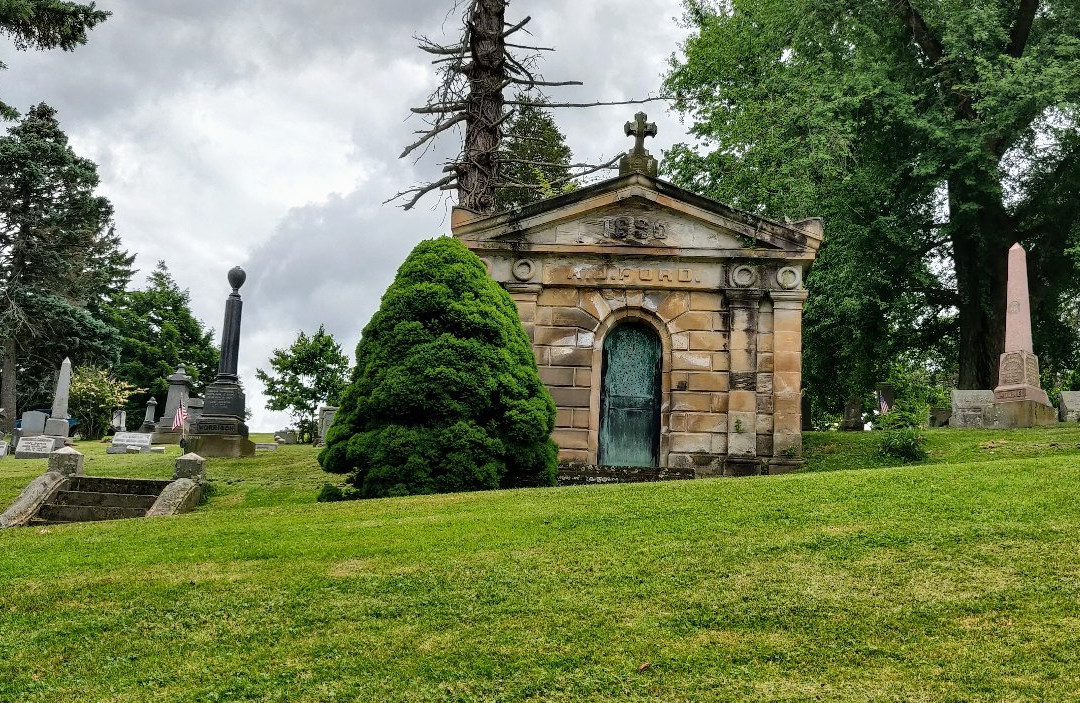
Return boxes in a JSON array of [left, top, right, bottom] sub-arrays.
[[991, 244, 1056, 427], [316, 406, 338, 446], [153, 364, 193, 444], [841, 396, 863, 432], [1060, 391, 1080, 423], [187, 397, 204, 426], [108, 432, 153, 454], [875, 383, 896, 414], [139, 397, 159, 433], [929, 408, 952, 428], [20, 411, 47, 437], [187, 267, 256, 458], [0, 442, 8, 459], [255, 443, 278, 451], [48, 447, 84, 477], [801, 395, 813, 432], [111, 409, 127, 431], [174, 452, 206, 482], [15, 436, 58, 459], [950, 390, 996, 428], [44, 358, 73, 437]]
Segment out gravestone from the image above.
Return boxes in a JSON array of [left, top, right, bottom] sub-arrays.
[[801, 395, 813, 431], [991, 244, 1056, 427], [44, 358, 73, 437], [108, 432, 153, 455], [316, 407, 338, 446], [21, 411, 47, 437], [841, 397, 863, 432], [929, 408, 952, 428], [187, 398, 204, 426], [875, 383, 896, 415], [1060, 392, 1080, 423], [187, 267, 255, 458], [111, 409, 127, 431], [950, 390, 996, 428], [255, 443, 278, 451], [139, 397, 159, 433], [153, 364, 193, 444], [15, 436, 57, 459], [0, 442, 8, 459]]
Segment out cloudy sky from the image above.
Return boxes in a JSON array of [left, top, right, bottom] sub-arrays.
[[5, 0, 693, 430]]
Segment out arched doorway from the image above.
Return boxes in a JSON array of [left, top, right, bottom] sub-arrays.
[[599, 322, 662, 467]]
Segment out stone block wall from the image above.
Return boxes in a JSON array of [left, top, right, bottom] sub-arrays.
[[506, 281, 806, 475]]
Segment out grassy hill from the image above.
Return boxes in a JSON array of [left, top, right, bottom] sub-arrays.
[[2, 427, 1080, 702]]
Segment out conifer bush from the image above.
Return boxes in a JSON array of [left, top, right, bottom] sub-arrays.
[[319, 237, 558, 497]]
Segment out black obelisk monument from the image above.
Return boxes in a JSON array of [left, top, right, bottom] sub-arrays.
[[188, 266, 256, 458]]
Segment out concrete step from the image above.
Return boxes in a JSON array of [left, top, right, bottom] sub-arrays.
[[36, 504, 148, 524], [52, 490, 158, 510], [68, 476, 171, 496]]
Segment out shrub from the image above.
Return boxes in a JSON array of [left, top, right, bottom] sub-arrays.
[[68, 366, 134, 440], [316, 483, 358, 503], [878, 426, 929, 462], [318, 237, 558, 498]]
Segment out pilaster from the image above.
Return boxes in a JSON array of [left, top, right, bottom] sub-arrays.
[[770, 289, 807, 463]]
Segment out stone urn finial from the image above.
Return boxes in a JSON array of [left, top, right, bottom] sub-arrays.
[[228, 266, 247, 293]]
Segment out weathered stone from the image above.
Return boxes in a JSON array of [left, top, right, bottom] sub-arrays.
[[1060, 391, 1080, 423], [453, 117, 822, 474], [317, 406, 338, 445], [111, 432, 153, 453], [950, 390, 996, 428], [992, 243, 1055, 426], [49, 357, 73, 430], [841, 396, 863, 432], [929, 408, 952, 428], [0, 471, 68, 528], [48, 447, 84, 476], [20, 411, 47, 436], [146, 478, 202, 517], [173, 452, 206, 482], [255, 443, 278, 451], [153, 364, 193, 444], [15, 436, 58, 459], [139, 397, 159, 433]]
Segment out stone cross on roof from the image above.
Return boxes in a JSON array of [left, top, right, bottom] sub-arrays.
[[619, 112, 659, 177]]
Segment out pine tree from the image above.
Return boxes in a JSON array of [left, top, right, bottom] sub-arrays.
[[0, 104, 128, 431], [319, 237, 557, 498], [102, 261, 219, 429], [496, 95, 575, 211], [0, 1, 109, 118]]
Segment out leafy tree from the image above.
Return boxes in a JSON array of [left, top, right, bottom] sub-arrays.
[[496, 95, 575, 210], [319, 237, 558, 498], [69, 365, 133, 440], [102, 261, 219, 428], [0, 1, 110, 118], [665, 0, 1080, 409], [255, 325, 350, 443], [0, 104, 129, 432]]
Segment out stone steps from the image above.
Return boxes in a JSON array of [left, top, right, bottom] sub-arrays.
[[34, 504, 148, 524], [52, 490, 159, 510], [32, 476, 172, 525]]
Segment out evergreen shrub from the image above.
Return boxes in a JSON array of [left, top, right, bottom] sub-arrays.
[[318, 237, 558, 498]]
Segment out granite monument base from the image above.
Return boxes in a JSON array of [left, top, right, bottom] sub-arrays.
[[992, 399, 1058, 429], [1061, 392, 1080, 423], [44, 418, 70, 437], [186, 434, 255, 458], [150, 430, 183, 445]]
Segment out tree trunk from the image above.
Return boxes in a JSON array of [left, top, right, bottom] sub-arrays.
[[950, 178, 1012, 389], [1, 339, 16, 435], [458, 0, 506, 214]]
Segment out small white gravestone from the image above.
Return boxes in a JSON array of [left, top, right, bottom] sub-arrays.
[[0, 442, 9, 459], [15, 436, 57, 459], [108, 432, 154, 454]]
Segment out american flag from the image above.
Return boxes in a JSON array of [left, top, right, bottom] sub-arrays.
[[878, 392, 891, 415], [172, 399, 188, 432]]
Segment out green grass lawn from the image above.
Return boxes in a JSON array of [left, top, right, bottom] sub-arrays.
[[2, 427, 1080, 701]]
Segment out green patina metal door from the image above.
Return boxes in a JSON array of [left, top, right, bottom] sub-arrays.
[[599, 323, 662, 467]]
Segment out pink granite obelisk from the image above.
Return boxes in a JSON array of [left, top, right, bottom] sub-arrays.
[[992, 243, 1056, 426]]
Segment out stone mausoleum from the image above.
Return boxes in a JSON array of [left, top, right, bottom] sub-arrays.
[[453, 115, 823, 477]]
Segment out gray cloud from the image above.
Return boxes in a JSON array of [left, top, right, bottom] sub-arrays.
[[1, 0, 690, 429]]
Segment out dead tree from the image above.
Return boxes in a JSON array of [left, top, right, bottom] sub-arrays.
[[391, 0, 663, 214]]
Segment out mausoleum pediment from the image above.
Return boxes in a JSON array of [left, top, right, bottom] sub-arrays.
[[452, 172, 823, 260]]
